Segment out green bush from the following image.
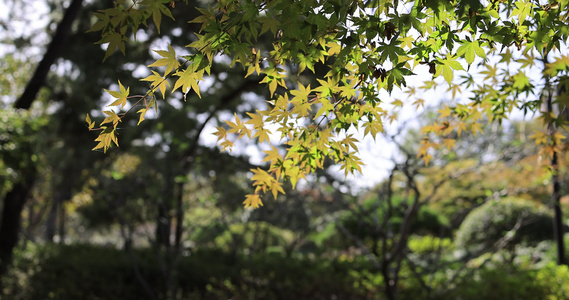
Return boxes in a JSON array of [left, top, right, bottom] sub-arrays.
[[456, 197, 553, 251], [436, 263, 569, 300], [24, 244, 377, 300]]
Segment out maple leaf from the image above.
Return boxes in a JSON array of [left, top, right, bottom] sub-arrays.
[[253, 128, 272, 143], [225, 113, 251, 139], [456, 39, 486, 65], [105, 80, 130, 109], [412, 98, 425, 109], [101, 110, 121, 127], [290, 84, 312, 103], [435, 55, 465, 85], [96, 31, 127, 62], [141, 71, 170, 98], [137, 108, 147, 125], [377, 39, 405, 64], [391, 99, 404, 107], [243, 194, 263, 209], [438, 105, 452, 118], [297, 53, 315, 73], [263, 146, 282, 164], [93, 126, 119, 153], [471, 123, 483, 135], [314, 98, 335, 120], [363, 121, 383, 139], [314, 78, 338, 98], [326, 41, 341, 56], [148, 44, 181, 76], [173, 68, 203, 99], [149, 1, 175, 33], [213, 126, 227, 142], [399, 35, 414, 49], [85, 114, 95, 130], [260, 67, 287, 97], [530, 130, 547, 145], [258, 16, 280, 36]]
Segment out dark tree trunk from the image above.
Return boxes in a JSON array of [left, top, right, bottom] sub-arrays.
[[156, 203, 172, 247], [58, 198, 66, 244], [156, 172, 173, 248], [45, 198, 58, 242], [0, 176, 35, 283], [174, 181, 184, 248]]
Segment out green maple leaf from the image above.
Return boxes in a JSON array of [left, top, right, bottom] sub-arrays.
[[511, 0, 532, 25], [96, 31, 126, 61], [297, 53, 315, 73], [315, 78, 338, 98], [377, 39, 405, 63], [148, 44, 180, 76], [435, 55, 465, 85], [456, 39, 486, 65], [387, 63, 415, 91], [149, 1, 175, 33]]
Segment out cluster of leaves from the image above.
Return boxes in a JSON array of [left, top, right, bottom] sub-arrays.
[[87, 0, 569, 207]]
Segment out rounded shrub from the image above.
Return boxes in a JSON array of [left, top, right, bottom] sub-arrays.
[[456, 197, 553, 251]]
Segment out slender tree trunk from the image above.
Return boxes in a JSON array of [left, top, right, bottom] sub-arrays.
[[58, 197, 66, 244], [45, 199, 58, 242], [544, 56, 566, 265], [174, 181, 184, 248], [550, 114, 566, 266], [156, 172, 173, 248], [156, 203, 172, 247], [381, 262, 397, 300]]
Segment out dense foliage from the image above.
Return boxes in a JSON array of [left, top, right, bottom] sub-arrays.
[[6, 244, 569, 299], [87, 0, 569, 207]]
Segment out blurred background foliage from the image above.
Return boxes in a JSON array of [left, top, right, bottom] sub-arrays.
[[2, 0, 569, 299]]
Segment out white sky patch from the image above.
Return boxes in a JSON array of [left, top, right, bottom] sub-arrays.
[[0, 0, 51, 58]]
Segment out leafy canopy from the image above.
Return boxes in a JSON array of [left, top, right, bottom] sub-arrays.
[[87, 0, 569, 208]]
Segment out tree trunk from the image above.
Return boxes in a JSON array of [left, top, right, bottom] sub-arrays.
[[45, 198, 58, 242], [0, 176, 35, 283], [174, 181, 184, 249], [551, 117, 566, 266], [544, 57, 566, 265]]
